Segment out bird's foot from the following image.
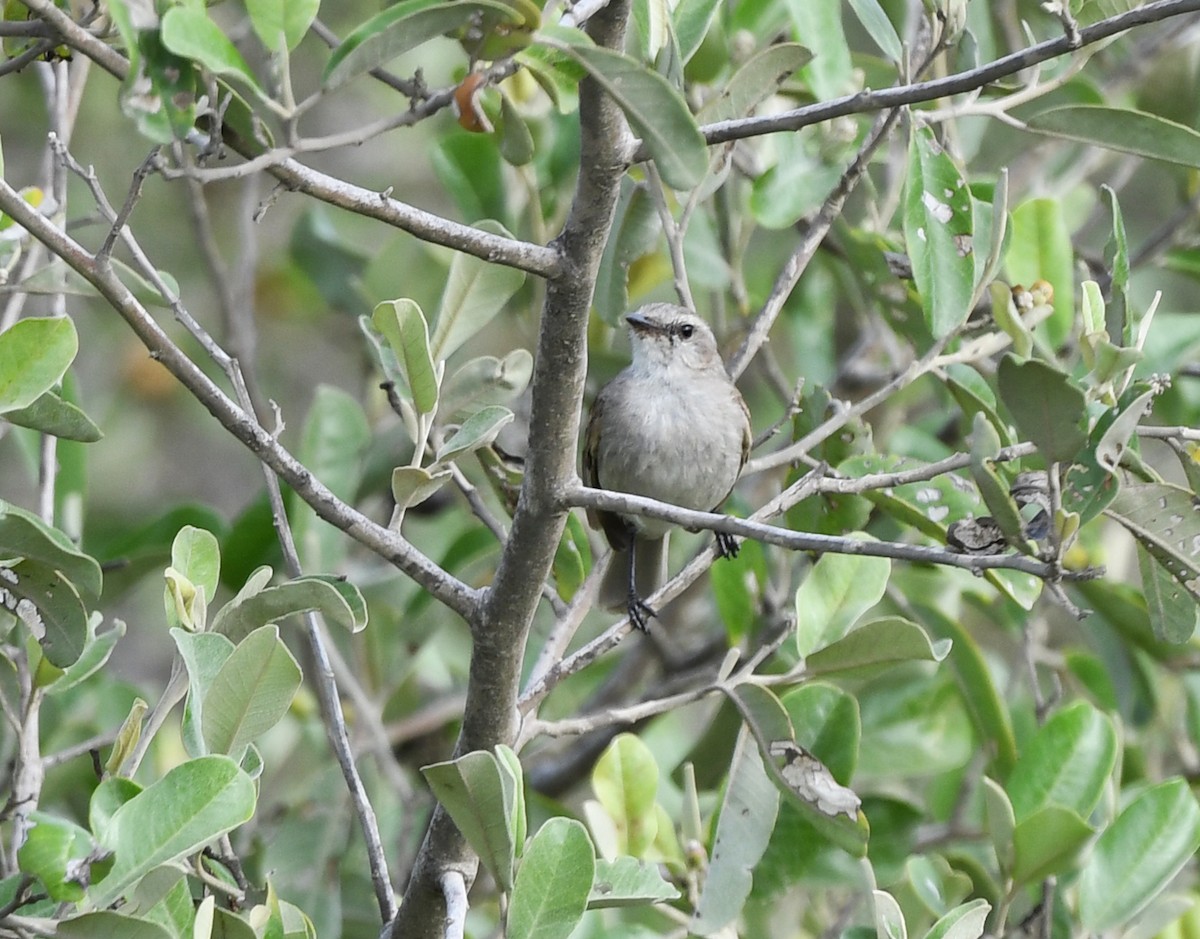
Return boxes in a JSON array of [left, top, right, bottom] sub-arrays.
[[627, 594, 657, 632], [716, 531, 740, 560]]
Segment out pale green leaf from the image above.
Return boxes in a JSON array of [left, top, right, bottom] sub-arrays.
[[373, 300, 439, 415], [904, 126, 975, 338], [323, 0, 523, 87], [246, 0, 319, 52], [201, 625, 302, 759], [1079, 779, 1200, 930], [86, 756, 255, 909], [1027, 105, 1200, 169], [3, 390, 102, 442], [435, 406, 514, 464], [431, 220, 526, 360], [592, 734, 659, 857], [160, 7, 263, 94], [423, 750, 518, 891], [508, 818, 595, 939], [0, 316, 77, 414], [588, 856, 680, 908], [550, 37, 708, 190], [794, 546, 890, 657]]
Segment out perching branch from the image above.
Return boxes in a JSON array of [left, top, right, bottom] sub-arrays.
[[564, 485, 1103, 581]]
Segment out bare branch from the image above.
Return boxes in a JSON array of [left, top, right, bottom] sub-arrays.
[[0, 178, 483, 623], [682, 0, 1200, 153]]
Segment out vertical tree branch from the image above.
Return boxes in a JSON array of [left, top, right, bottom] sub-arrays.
[[389, 1, 633, 934]]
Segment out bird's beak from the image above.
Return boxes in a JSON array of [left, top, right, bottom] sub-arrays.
[[625, 313, 661, 335]]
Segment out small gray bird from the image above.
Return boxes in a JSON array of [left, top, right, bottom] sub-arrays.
[[583, 303, 751, 630]]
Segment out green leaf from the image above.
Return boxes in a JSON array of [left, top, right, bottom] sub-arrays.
[[780, 682, 860, 783], [592, 733, 659, 857], [508, 818, 595, 939], [0, 499, 101, 603], [391, 466, 452, 511], [691, 728, 780, 936], [290, 208, 370, 314], [783, 0, 851, 99], [499, 93, 535, 166], [107, 6, 198, 144], [87, 756, 255, 910], [594, 179, 661, 323], [749, 136, 845, 229], [160, 7, 263, 96], [1139, 543, 1198, 643], [1005, 198, 1074, 347], [44, 615, 125, 696], [805, 616, 951, 678], [1005, 700, 1117, 820], [1, 558, 89, 668], [672, 0, 723, 63], [846, 0, 902, 62], [172, 629, 235, 758], [996, 355, 1087, 465], [1011, 804, 1094, 884], [373, 300, 440, 415], [293, 384, 371, 571], [58, 912, 174, 939], [794, 546, 890, 657], [904, 126, 976, 339], [170, 526, 220, 616], [982, 777, 1015, 873], [323, 0, 524, 87], [967, 412, 1030, 553], [1101, 184, 1130, 342], [726, 684, 868, 854], [431, 220, 526, 361], [588, 856, 680, 908], [494, 745, 527, 856], [874, 889, 908, 939], [921, 899, 991, 939], [3, 390, 102, 442], [435, 406, 515, 464], [0, 316, 78, 414], [550, 37, 708, 190], [711, 536, 765, 643], [246, 0, 319, 52], [18, 813, 96, 902], [431, 134, 510, 225], [553, 513, 591, 601], [441, 349, 533, 418], [1079, 779, 1200, 930], [1027, 105, 1200, 168], [423, 750, 518, 891], [1106, 483, 1200, 613], [201, 625, 302, 759], [696, 43, 812, 124], [210, 572, 365, 641], [919, 604, 1017, 777]]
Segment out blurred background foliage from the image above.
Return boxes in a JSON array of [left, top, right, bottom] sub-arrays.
[[3, 0, 1200, 936]]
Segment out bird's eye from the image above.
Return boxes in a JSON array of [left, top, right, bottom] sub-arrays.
[[678, 323, 695, 340]]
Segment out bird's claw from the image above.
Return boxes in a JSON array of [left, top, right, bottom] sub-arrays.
[[716, 531, 740, 560], [627, 594, 657, 632]]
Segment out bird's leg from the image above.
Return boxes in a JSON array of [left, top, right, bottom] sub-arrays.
[[625, 537, 657, 632], [715, 530, 740, 560]]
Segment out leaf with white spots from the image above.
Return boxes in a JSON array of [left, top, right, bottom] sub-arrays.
[[1106, 484, 1200, 633], [838, 454, 985, 543], [904, 125, 975, 339]]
